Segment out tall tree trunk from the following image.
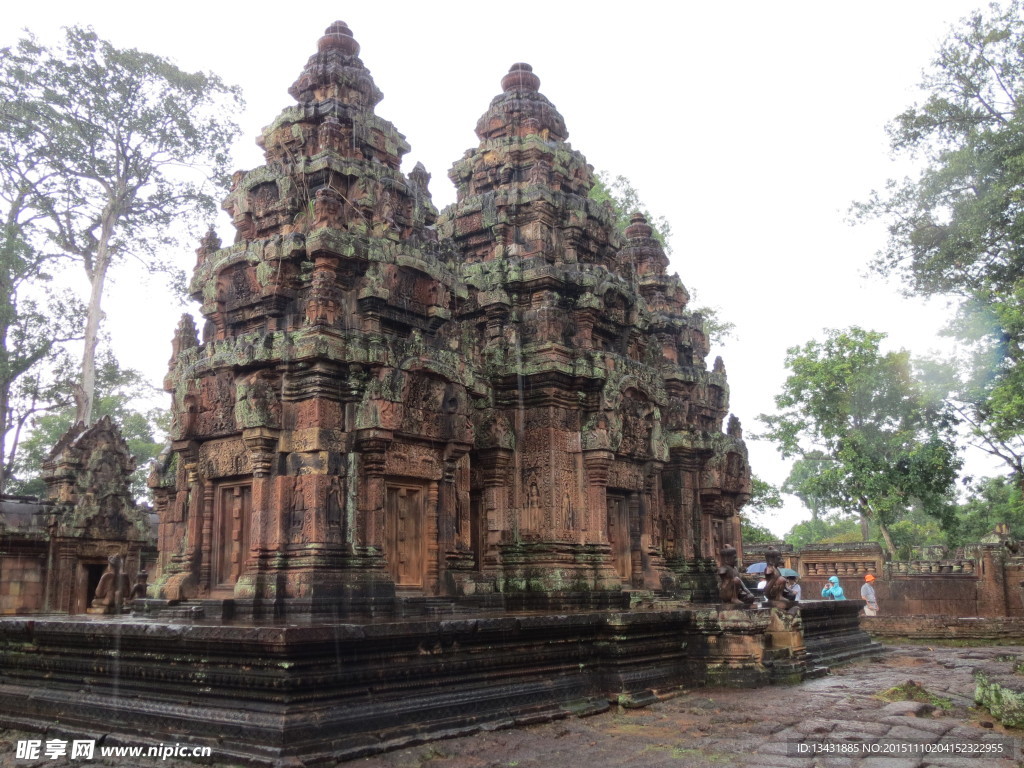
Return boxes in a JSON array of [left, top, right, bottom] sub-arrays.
[[858, 495, 895, 558], [877, 521, 897, 559], [77, 265, 107, 425], [76, 218, 115, 425], [0, 380, 9, 494]]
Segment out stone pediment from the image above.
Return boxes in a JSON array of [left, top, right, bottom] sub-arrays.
[[43, 416, 150, 541]]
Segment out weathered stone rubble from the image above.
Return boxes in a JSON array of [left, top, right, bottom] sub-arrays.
[[148, 22, 751, 613]]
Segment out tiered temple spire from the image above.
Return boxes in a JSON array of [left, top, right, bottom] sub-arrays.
[[149, 24, 750, 614]]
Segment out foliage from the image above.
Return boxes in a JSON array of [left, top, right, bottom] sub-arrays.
[[740, 519, 778, 544], [853, 0, 1024, 476], [6, 351, 167, 500], [887, 505, 950, 559], [589, 171, 735, 343], [740, 475, 784, 543], [0, 26, 242, 423], [784, 513, 863, 549], [758, 327, 962, 556], [948, 474, 1024, 545], [0, 113, 86, 491], [589, 172, 673, 253], [748, 475, 784, 515], [3, 338, 81, 493], [781, 450, 832, 520]]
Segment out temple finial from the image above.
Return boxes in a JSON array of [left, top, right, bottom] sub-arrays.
[[501, 63, 540, 93]]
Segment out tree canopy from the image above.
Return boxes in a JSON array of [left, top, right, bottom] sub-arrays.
[[0, 26, 242, 424], [854, 0, 1024, 477], [6, 350, 167, 501], [758, 327, 962, 556], [739, 475, 784, 544]]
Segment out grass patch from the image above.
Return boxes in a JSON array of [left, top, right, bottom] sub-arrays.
[[876, 680, 953, 710]]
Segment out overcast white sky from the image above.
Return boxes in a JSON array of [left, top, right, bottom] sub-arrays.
[[3, 1, 996, 535]]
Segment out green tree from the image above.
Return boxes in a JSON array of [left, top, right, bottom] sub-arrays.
[[0, 26, 242, 424], [887, 505, 950, 560], [3, 341, 81, 493], [740, 475, 784, 543], [758, 327, 962, 557], [0, 112, 86, 491], [854, 0, 1024, 478], [784, 513, 863, 549], [948, 475, 1024, 545], [7, 351, 167, 500], [782, 450, 831, 520]]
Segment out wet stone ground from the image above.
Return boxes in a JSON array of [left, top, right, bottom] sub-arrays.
[[1, 644, 1022, 767]]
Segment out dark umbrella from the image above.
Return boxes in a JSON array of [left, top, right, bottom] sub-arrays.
[[745, 563, 799, 578]]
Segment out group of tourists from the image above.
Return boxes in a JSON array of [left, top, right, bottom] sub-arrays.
[[820, 573, 879, 616]]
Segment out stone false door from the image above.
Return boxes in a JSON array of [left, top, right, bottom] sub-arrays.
[[384, 483, 426, 589], [212, 482, 252, 593], [607, 493, 632, 584]]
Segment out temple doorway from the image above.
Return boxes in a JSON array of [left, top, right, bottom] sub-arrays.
[[72, 561, 107, 613], [385, 483, 426, 588], [607, 493, 632, 583], [212, 482, 251, 591]]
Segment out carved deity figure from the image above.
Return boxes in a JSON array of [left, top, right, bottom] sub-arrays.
[[762, 546, 798, 613], [327, 476, 347, 543], [129, 570, 149, 600], [717, 544, 755, 606], [376, 186, 396, 229], [291, 483, 306, 532], [313, 187, 345, 229], [91, 555, 131, 614], [525, 482, 541, 531]]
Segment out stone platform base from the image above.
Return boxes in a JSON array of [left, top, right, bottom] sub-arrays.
[[802, 600, 884, 670], [0, 601, 874, 766], [865, 614, 1024, 642]]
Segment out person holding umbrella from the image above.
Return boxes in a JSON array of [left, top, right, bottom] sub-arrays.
[[821, 575, 847, 600]]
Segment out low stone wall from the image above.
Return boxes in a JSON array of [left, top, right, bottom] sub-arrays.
[[0, 609, 763, 764], [882, 575, 980, 616], [864, 615, 1024, 641], [0, 601, 881, 764], [800, 599, 882, 668], [0, 554, 45, 614]]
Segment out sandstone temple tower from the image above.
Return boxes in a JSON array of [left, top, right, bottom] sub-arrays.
[[148, 22, 751, 613]]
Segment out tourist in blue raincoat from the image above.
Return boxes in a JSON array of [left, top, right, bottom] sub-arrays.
[[821, 575, 846, 600]]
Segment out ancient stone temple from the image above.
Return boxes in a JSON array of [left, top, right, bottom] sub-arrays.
[[0, 417, 154, 614], [0, 25, 888, 765], [147, 21, 751, 614]]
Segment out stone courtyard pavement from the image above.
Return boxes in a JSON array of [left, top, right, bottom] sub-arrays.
[[1, 643, 1022, 767], [350, 644, 1023, 768]]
